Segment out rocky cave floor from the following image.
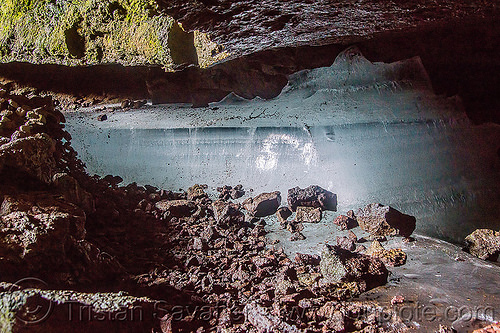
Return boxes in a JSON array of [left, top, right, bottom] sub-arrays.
[[1, 82, 500, 333]]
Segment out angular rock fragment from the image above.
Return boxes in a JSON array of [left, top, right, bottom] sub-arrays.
[[333, 214, 358, 230], [287, 185, 337, 212], [52, 173, 95, 214], [464, 229, 500, 261], [365, 240, 407, 267], [276, 206, 292, 224], [211, 200, 245, 227], [336, 235, 356, 251], [242, 191, 281, 217], [155, 199, 197, 218], [356, 203, 416, 238], [320, 245, 388, 290], [0, 133, 56, 183]]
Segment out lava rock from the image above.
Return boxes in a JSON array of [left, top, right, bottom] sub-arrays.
[[320, 245, 388, 290], [244, 302, 301, 333], [242, 191, 281, 217], [287, 185, 337, 212], [97, 114, 107, 121], [0, 133, 56, 183], [276, 206, 292, 224], [212, 200, 245, 227], [52, 173, 95, 214], [464, 229, 500, 261], [294, 253, 320, 266], [356, 203, 416, 238], [155, 199, 197, 218], [365, 240, 407, 267], [187, 184, 207, 200], [333, 214, 358, 230], [336, 236, 356, 251], [295, 206, 322, 223]]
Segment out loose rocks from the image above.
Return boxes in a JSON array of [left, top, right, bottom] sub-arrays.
[[287, 185, 337, 212], [356, 203, 416, 238]]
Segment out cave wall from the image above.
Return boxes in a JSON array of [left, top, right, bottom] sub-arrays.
[[0, 0, 227, 68]]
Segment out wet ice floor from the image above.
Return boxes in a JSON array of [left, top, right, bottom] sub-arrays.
[[64, 46, 500, 331]]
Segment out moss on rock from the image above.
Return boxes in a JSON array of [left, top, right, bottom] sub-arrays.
[[0, 0, 227, 68]]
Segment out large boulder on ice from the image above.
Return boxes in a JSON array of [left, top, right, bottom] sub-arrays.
[[320, 245, 388, 291], [287, 185, 337, 212], [242, 191, 281, 217], [356, 203, 416, 238], [464, 229, 500, 261]]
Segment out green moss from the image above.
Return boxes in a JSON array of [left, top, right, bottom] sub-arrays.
[[0, 0, 228, 69]]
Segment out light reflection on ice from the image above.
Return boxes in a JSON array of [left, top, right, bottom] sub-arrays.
[[65, 47, 500, 242], [255, 133, 318, 171]]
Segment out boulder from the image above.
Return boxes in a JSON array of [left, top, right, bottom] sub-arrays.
[[320, 245, 388, 291], [211, 200, 245, 227], [287, 185, 337, 212], [356, 203, 416, 238], [365, 241, 407, 267], [464, 229, 500, 261], [155, 200, 197, 218], [333, 214, 358, 230], [52, 173, 95, 214], [295, 206, 322, 223], [0, 192, 87, 279], [242, 191, 281, 217], [276, 207, 292, 224], [0, 133, 56, 183]]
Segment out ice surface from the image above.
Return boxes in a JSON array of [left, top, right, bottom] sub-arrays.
[[65, 47, 500, 242]]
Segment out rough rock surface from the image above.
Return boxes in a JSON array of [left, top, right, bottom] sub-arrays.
[[287, 185, 337, 212], [155, 199, 197, 217], [365, 240, 407, 267], [212, 200, 245, 227], [356, 203, 416, 238], [242, 191, 281, 217], [320, 245, 388, 291], [276, 206, 292, 224], [187, 183, 207, 200], [295, 206, 322, 223], [464, 229, 500, 261], [244, 302, 301, 333], [333, 213, 358, 230]]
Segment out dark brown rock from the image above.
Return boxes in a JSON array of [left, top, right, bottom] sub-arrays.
[[464, 229, 500, 261], [155, 199, 197, 217], [276, 206, 292, 224], [320, 245, 388, 291], [52, 173, 95, 214], [287, 185, 337, 212], [356, 203, 416, 238], [333, 214, 358, 230], [212, 200, 245, 227], [242, 191, 281, 217]]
